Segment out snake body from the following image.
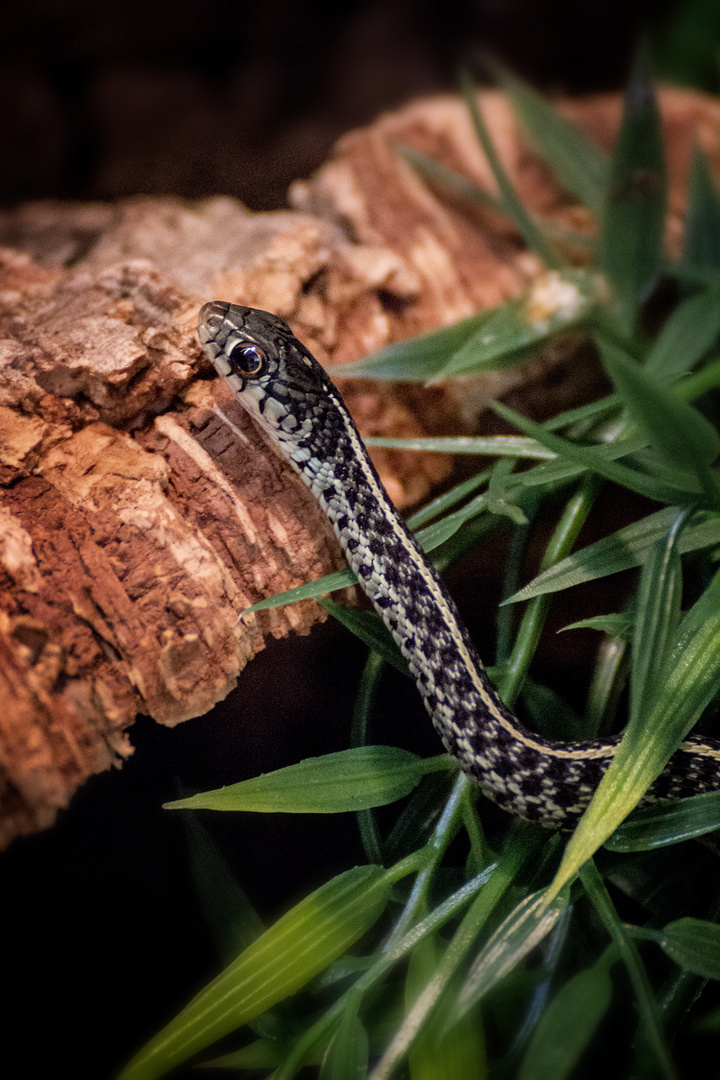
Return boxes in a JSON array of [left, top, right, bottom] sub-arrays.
[[198, 300, 720, 828]]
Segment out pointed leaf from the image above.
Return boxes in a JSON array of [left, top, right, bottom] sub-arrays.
[[366, 434, 555, 459], [242, 568, 356, 614], [517, 957, 613, 1080], [319, 598, 410, 675], [494, 61, 609, 216], [599, 339, 720, 496], [560, 613, 632, 637], [684, 143, 720, 270], [599, 64, 667, 331], [508, 506, 720, 602], [405, 935, 487, 1080], [492, 400, 693, 504], [320, 1001, 369, 1080], [434, 272, 594, 380], [660, 918, 720, 979], [453, 886, 569, 1020], [629, 511, 685, 726], [460, 70, 563, 269], [605, 790, 720, 851], [164, 747, 451, 814], [330, 310, 494, 380], [645, 288, 720, 382], [548, 571, 720, 900], [119, 865, 391, 1080], [184, 815, 265, 964]]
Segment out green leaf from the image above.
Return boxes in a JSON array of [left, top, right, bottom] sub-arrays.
[[660, 918, 720, 979], [599, 338, 720, 500], [330, 310, 495, 380], [453, 887, 568, 1011], [644, 288, 720, 382], [460, 69, 564, 269], [164, 747, 452, 814], [318, 598, 410, 675], [492, 60, 609, 216], [200, 1038, 283, 1070], [405, 935, 487, 1080], [407, 469, 491, 529], [517, 956, 613, 1080], [605, 790, 720, 851], [578, 861, 674, 1078], [492, 399, 694, 504], [371, 825, 545, 1079], [629, 510, 686, 726], [599, 62, 667, 332], [684, 143, 720, 271], [433, 272, 595, 381], [365, 434, 556, 459], [242, 568, 356, 614], [320, 998, 369, 1080], [183, 815, 265, 964], [118, 864, 391, 1080], [513, 433, 648, 490], [396, 141, 504, 213], [548, 571, 720, 901], [507, 506, 720, 602], [560, 613, 633, 637], [453, 886, 570, 1021]]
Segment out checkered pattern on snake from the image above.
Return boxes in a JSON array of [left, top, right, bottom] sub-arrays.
[[198, 301, 720, 828]]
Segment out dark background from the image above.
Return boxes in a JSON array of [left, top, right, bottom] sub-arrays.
[[3, 2, 720, 1078]]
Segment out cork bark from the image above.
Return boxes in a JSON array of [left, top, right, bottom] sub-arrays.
[[0, 85, 717, 845]]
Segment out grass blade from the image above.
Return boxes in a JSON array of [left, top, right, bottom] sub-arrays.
[[452, 886, 570, 1021], [605, 791, 720, 851], [507, 506, 720, 602], [433, 272, 594, 380], [320, 997, 369, 1080], [660, 918, 720, 979], [460, 70, 564, 269], [683, 143, 720, 271], [599, 338, 720, 502], [516, 953, 614, 1080], [164, 747, 452, 814], [366, 434, 555, 459], [599, 57, 667, 332], [579, 861, 675, 1080], [330, 310, 494, 380], [491, 60, 609, 216], [644, 287, 720, 382], [629, 509, 686, 726], [119, 865, 392, 1080], [492, 400, 694, 504], [549, 570, 720, 900], [242, 569, 356, 614], [319, 598, 410, 675]]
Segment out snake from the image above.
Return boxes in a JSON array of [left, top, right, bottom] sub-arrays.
[[198, 300, 720, 828]]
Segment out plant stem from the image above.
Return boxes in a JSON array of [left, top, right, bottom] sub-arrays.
[[500, 474, 601, 704]]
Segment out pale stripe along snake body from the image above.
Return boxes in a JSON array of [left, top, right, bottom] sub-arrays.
[[198, 301, 720, 828]]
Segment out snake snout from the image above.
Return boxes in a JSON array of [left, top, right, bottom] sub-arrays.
[[198, 300, 231, 341]]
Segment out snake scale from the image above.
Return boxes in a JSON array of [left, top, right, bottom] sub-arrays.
[[198, 300, 720, 828]]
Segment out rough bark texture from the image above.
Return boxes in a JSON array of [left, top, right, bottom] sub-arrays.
[[0, 86, 717, 845]]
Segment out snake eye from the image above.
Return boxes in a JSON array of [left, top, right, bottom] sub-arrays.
[[227, 342, 268, 379]]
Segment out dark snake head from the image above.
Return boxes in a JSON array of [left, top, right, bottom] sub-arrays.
[[197, 300, 345, 447]]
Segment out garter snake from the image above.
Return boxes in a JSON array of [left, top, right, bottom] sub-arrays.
[[198, 300, 720, 828]]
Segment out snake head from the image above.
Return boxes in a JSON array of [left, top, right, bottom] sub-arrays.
[[197, 300, 341, 444]]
